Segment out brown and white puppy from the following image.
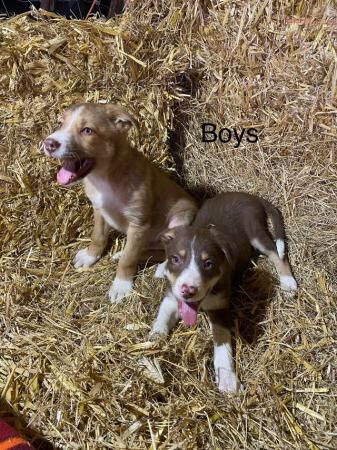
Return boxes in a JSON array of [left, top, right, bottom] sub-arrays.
[[151, 192, 297, 393], [43, 103, 197, 302]]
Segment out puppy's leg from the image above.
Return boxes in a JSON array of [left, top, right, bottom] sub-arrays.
[[150, 293, 179, 338], [251, 233, 297, 294], [109, 224, 149, 303], [74, 209, 110, 268], [208, 310, 242, 393]]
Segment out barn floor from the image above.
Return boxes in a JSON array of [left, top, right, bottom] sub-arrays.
[[0, 2, 336, 449]]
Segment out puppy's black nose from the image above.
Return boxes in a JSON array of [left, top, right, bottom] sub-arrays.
[[44, 138, 60, 153]]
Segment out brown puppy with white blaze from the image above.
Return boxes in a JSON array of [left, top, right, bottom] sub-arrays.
[[43, 103, 197, 302], [151, 192, 297, 393]]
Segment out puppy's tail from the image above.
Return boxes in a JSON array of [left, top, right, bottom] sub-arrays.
[[260, 198, 287, 259]]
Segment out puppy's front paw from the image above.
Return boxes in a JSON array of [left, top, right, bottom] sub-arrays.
[[108, 278, 133, 304], [149, 322, 169, 340], [216, 369, 243, 394], [73, 248, 99, 269], [280, 275, 297, 295], [154, 261, 167, 279]]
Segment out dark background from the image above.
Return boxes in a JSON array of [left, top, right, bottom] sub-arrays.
[[0, 1, 124, 18]]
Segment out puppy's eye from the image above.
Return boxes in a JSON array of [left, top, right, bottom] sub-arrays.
[[203, 259, 213, 270], [170, 255, 181, 265], [80, 127, 94, 135]]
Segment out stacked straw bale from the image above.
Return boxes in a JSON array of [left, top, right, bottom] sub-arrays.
[[0, 1, 336, 449]]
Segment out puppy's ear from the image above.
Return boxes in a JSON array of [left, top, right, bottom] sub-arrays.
[[160, 228, 176, 245], [105, 104, 138, 131], [207, 224, 236, 267]]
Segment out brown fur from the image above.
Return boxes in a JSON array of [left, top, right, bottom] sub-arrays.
[[158, 192, 297, 389], [44, 103, 197, 301], [163, 192, 297, 306], [151, 192, 297, 392], [195, 192, 295, 284]]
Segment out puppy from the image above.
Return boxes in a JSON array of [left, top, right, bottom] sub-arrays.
[[151, 192, 297, 393], [43, 103, 197, 302]]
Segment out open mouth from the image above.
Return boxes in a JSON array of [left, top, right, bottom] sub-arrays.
[[178, 300, 202, 327], [56, 158, 95, 185]]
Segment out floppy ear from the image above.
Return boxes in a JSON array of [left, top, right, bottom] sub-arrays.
[[105, 104, 138, 132], [160, 228, 177, 245], [207, 224, 236, 267]]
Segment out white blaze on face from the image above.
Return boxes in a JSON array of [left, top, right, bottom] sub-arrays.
[[44, 106, 84, 158], [172, 237, 202, 300]]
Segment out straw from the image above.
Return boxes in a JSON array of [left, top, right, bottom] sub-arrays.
[[0, 2, 336, 448]]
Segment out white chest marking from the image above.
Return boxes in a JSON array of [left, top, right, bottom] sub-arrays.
[[90, 189, 104, 209], [85, 179, 123, 230]]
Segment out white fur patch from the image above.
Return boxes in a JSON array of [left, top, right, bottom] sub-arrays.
[[173, 240, 201, 298], [280, 275, 297, 293], [112, 250, 123, 262], [214, 343, 242, 393], [168, 217, 188, 228], [45, 107, 83, 158], [150, 294, 179, 337], [276, 239, 285, 260], [85, 180, 121, 230], [250, 238, 265, 253], [90, 190, 104, 209], [65, 106, 84, 129], [154, 261, 167, 279], [109, 277, 133, 303], [73, 248, 99, 269]]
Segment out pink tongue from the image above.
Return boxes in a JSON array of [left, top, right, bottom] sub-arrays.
[[178, 301, 199, 326], [57, 167, 75, 185]]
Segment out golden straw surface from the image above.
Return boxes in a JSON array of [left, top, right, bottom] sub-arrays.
[[0, 2, 336, 449]]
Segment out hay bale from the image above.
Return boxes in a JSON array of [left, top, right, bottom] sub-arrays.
[[1, 2, 336, 449]]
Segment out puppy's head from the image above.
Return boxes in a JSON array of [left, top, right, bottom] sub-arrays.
[[162, 225, 235, 326], [43, 103, 136, 185]]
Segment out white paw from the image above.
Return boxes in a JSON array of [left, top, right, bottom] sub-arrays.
[[280, 275, 297, 294], [149, 321, 169, 339], [112, 250, 123, 262], [216, 369, 243, 394], [108, 278, 133, 304], [73, 248, 99, 269], [154, 261, 167, 279]]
